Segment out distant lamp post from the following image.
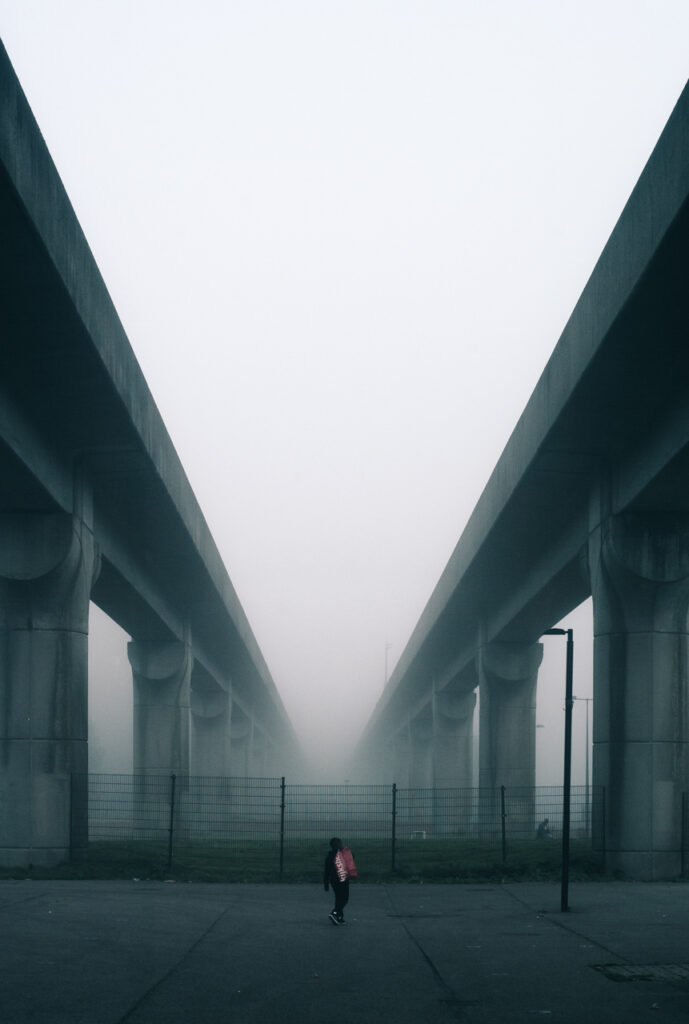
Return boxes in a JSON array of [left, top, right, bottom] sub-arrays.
[[542, 627, 574, 913]]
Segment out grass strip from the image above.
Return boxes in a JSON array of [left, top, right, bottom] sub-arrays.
[[0, 838, 604, 884]]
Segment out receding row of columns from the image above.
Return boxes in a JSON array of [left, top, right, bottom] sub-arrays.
[[391, 690, 477, 790], [391, 641, 538, 793], [0, 509, 273, 868], [388, 512, 689, 880], [4, 501, 689, 877], [128, 639, 270, 779]]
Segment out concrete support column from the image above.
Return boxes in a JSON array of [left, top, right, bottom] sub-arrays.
[[190, 685, 231, 776], [368, 737, 395, 785], [432, 689, 477, 835], [406, 707, 434, 835], [229, 704, 251, 777], [433, 689, 477, 788], [408, 708, 434, 789], [128, 639, 191, 777], [391, 728, 411, 788], [588, 512, 689, 879], [0, 511, 99, 867], [478, 641, 542, 791], [262, 737, 280, 779], [250, 727, 268, 777]]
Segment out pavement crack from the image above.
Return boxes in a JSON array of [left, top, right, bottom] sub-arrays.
[[399, 922, 478, 1018], [500, 886, 630, 965], [0, 891, 51, 914], [115, 903, 234, 1024], [383, 886, 477, 1019]]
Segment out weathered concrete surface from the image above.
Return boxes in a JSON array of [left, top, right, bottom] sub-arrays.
[[2, 880, 689, 1023], [0, 511, 99, 866], [588, 512, 689, 879]]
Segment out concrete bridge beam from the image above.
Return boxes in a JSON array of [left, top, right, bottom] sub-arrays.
[[0, 511, 99, 867], [589, 512, 689, 880], [478, 641, 543, 791], [128, 639, 191, 777]]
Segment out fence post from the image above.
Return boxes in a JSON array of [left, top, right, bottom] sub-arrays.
[[391, 783, 397, 873], [500, 785, 507, 864], [166, 773, 177, 875], [279, 777, 286, 878]]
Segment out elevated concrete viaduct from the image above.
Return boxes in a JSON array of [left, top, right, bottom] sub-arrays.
[[358, 78, 689, 879], [0, 44, 301, 867]]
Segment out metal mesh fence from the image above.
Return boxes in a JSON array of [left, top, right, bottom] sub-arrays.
[[81, 775, 604, 877], [393, 785, 602, 841], [177, 776, 283, 842], [86, 774, 284, 845], [284, 784, 392, 841]]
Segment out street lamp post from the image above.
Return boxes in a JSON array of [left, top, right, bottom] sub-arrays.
[[543, 627, 574, 913]]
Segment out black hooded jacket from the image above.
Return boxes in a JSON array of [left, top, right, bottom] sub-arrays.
[[323, 848, 346, 890]]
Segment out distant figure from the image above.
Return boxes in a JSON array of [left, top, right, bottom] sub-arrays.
[[323, 836, 352, 925], [537, 818, 553, 840]]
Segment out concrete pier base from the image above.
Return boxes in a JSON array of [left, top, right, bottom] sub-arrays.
[[0, 512, 99, 867], [129, 640, 191, 777], [191, 685, 231, 776], [478, 642, 541, 836], [589, 513, 689, 879], [434, 689, 476, 788], [478, 641, 542, 792], [433, 689, 476, 834]]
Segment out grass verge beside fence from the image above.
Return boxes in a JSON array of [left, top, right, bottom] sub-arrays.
[[0, 838, 604, 884]]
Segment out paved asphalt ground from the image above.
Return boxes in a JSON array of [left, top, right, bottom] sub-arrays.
[[2, 880, 689, 1023]]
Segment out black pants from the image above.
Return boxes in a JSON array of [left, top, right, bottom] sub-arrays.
[[332, 879, 349, 916]]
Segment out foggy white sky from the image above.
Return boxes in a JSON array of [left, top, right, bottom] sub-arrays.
[[2, 2, 688, 780]]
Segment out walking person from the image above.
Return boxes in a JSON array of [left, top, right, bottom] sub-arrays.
[[323, 836, 353, 925]]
